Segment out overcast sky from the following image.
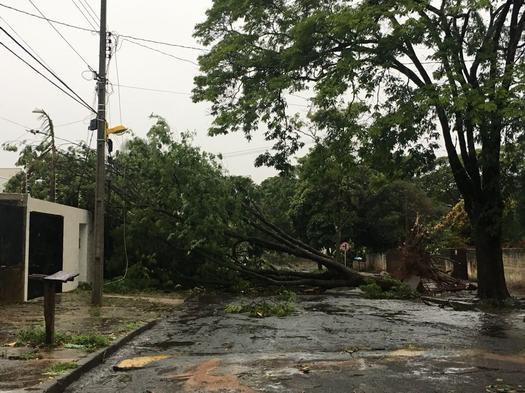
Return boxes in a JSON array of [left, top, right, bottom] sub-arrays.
[[0, 0, 293, 182]]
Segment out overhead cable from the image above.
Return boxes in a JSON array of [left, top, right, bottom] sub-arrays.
[[0, 41, 96, 113], [0, 3, 96, 32], [28, 0, 95, 71], [0, 26, 96, 112], [0, 115, 31, 129], [55, 118, 88, 128], [114, 37, 123, 123], [70, 0, 98, 30], [28, 128, 86, 148], [118, 33, 207, 52], [121, 38, 198, 66], [0, 15, 54, 72], [114, 84, 190, 95], [78, 0, 99, 26], [0, 3, 207, 52]]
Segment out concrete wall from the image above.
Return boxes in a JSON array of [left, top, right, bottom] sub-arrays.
[[365, 253, 387, 272], [364, 248, 525, 289], [465, 248, 525, 289], [25, 196, 92, 298]]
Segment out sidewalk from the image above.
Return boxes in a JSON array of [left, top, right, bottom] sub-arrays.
[[0, 290, 184, 391]]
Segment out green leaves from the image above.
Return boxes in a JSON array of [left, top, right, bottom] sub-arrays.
[[106, 117, 247, 288]]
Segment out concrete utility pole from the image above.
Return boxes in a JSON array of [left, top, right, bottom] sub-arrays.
[[91, 0, 107, 306]]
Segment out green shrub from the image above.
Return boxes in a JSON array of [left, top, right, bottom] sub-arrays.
[[225, 301, 295, 317], [16, 326, 110, 351], [359, 279, 418, 300], [44, 362, 77, 376], [276, 289, 297, 303], [68, 334, 110, 352], [16, 327, 66, 347]]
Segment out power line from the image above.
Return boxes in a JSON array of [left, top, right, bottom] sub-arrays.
[[77, 0, 99, 28], [0, 116, 30, 129], [0, 40, 96, 113], [28, 128, 86, 148], [114, 83, 191, 95], [78, 0, 99, 26], [0, 25, 96, 112], [118, 33, 207, 52], [0, 3, 96, 32], [0, 3, 207, 52], [0, 15, 54, 73], [121, 38, 199, 66], [290, 93, 310, 101], [28, 0, 95, 71], [55, 118, 88, 128], [114, 38, 123, 123], [222, 140, 316, 158], [222, 145, 273, 158], [70, 0, 98, 30]]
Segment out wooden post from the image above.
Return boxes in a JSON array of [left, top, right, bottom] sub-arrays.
[[29, 271, 78, 346], [43, 281, 56, 345]]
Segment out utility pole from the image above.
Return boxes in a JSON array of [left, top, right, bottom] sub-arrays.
[[91, 0, 107, 306]]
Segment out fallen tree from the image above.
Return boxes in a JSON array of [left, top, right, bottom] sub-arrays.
[[231, 201, 473, 293]]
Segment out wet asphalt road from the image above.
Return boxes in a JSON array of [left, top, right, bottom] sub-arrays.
[[65, 289, 525, 393]]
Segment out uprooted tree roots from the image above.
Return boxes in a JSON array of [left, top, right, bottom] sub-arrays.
[[394, 216, 475, 293]]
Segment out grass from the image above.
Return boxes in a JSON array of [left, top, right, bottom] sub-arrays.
[[44, 362, 77, 376], [225, 302, 295, 317], [118, 321, 144, 333], [67, 334, 111, 352], [16, 326, 110, 352], [359, 278, 419, 300], [225, 289, 297, 318]]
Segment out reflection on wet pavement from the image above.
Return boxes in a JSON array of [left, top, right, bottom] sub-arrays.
[[65, 291, 525, 393]]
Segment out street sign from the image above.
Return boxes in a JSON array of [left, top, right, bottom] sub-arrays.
[[340, 242, 351, 267]]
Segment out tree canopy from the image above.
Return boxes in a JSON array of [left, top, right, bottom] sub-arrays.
[[193, 0, 525, 299]]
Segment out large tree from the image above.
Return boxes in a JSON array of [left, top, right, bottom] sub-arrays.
[[193, 0, 525, 299]]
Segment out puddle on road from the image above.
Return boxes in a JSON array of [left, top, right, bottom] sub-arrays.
[[141, 340, 196, 350], [479, 315, 513, 338], [302, 303, 352, 315]]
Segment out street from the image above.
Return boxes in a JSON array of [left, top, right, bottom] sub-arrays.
[[65, 290, 525, 392]]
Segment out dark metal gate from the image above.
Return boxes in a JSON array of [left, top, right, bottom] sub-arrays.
[[28, 212, 64, 300]]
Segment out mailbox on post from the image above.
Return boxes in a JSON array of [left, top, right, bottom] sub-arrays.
[[28, 271, 79, 345]]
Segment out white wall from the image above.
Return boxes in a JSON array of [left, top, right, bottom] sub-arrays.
[[24, 196, 91, 300]]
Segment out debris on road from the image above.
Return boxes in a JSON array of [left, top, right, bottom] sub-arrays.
[[114, 355, 173, 371]]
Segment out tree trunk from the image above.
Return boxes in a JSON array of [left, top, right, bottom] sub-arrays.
[[471, 201, 510, 300]]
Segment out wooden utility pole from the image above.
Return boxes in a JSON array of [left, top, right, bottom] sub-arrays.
[[91, 0, 107, 305]]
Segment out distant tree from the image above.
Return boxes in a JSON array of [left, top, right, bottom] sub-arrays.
[[287, 134, 441, 254], [258, 174, 298, 235], [193, 0, 525, 299], [416, 156, 461, 208], [4, 143, 95, 209], [360, 180, 443, 252], [290, 136, 370, 254]]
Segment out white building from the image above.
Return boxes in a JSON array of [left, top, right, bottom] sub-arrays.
[[0, 194, 92, 303], [0, 168, 21, 192]]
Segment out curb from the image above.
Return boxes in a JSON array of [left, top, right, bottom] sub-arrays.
[[36, 319, 159, 393]]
